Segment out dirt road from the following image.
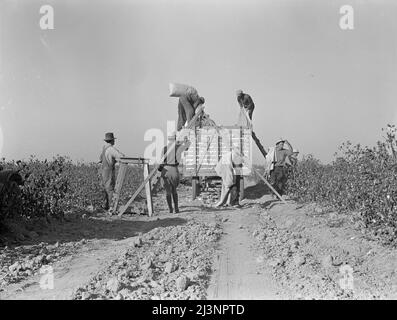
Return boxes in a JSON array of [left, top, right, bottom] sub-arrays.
[[1, 181, 396, 300], [207, 207, 282, 299], [209, 185, 397, 300]]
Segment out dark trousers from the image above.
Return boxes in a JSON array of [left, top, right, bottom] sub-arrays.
[[161, 166, 180, 212], [177, 100, 195, 131], [270, 166, 287, 196]]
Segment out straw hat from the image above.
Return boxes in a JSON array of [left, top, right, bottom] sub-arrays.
[[275, 138, 285, 145]]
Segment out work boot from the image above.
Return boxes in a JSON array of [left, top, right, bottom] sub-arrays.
[[172, 192, 179, 213], [166, 195, 173, 213]]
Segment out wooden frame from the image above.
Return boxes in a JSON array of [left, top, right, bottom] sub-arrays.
[[112, 157, 153, 216], [181, 126, 253, 177]]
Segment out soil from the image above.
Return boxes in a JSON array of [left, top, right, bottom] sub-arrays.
[[1, 179, 396, 300]]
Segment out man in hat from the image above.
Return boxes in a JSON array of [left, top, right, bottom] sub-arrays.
[[99, 132, 125, 212], [214, 145, 244, 207], [236, 89, 255, 120], [269, 138, 294, 197], [158, 133, 191, 213], [177, 87, 205, 131]]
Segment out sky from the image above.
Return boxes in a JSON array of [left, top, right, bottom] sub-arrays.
[[0, 0, 396, 164]]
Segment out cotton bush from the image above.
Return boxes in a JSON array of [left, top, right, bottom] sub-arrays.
[[287, 125, 397, 242], [0, 156, 144, 221]]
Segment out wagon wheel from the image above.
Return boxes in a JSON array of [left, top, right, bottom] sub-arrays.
[[1, 181, 21, 219]]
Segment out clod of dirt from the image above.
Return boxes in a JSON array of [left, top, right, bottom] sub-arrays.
[[291, 240, 300, 248], [8, 262, 21, 273], [268, 258, 283, 268], [284, 219, 294, 229], [314, 207, 324, 214], [106, 277, 122, 293], [132, 237, 142, 248], [35, 255, 46, 264], [321, 255, 334, 269], [115, 293, 124, 300], [164, 262, 176, 274], [158, 254, 168, 263], [141, 258, 154, 270], [293, 255, 306, 267], [329, 212, 338, 220], [176, 275, 189, 291], [81, 291, 91, 300], [282, 248, 292, 258]]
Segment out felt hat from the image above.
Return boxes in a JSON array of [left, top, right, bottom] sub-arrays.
[[275, 138, 285, 145], [104, 132, 116, 142]]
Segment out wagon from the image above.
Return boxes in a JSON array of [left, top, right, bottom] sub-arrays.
[[179, 124, 253, 199]]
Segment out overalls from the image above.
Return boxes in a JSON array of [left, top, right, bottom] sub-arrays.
[[100, 145, 116, 210]]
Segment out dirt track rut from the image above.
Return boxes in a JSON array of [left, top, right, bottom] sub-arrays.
[[207, 209, 281, 299]]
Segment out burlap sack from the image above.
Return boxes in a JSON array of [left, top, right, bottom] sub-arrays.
[[169, 83, 197, 97]]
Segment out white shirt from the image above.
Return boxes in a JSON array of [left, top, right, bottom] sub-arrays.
[[102, 143, 124, 166]]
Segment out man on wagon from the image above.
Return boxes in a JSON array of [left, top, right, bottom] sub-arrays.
[[236, 89, 255, 120], [177, 87, 205, 131]]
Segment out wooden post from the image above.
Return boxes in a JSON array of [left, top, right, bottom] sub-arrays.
[[252, 131, 268, 159], [254, 169, 287, 205], [112, 162, 128, 212], [239, 175, 244, 201], [192, 176, 200, 200], [143, 163, 153, 217]]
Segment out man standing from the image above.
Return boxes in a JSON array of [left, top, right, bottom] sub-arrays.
[[177, 87, 205, 131], [99, 132, 125, 213], [214, 146, 243, 207], [236, 89, 255, 120], [269, 138, 294, 197], [159, 133, 191, 213]]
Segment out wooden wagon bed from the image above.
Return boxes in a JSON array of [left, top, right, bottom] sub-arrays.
[[180, 126, 252, 177], [179, 123, 252, 199]]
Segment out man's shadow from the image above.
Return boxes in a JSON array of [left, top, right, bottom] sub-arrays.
[[243, 181, 271, 200]]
